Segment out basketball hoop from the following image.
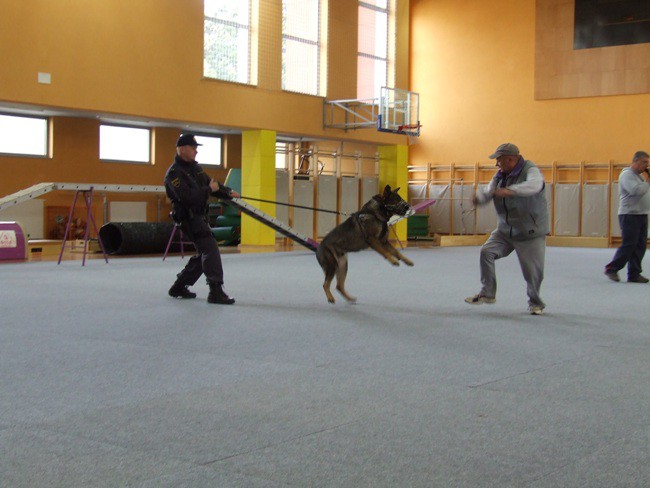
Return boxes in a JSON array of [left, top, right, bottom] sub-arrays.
[[398, 124, 422, 146]]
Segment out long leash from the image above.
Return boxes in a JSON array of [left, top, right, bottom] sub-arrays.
[[239, 195, 345, 216]]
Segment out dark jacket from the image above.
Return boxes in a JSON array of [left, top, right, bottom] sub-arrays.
[[164, 155, 231, 223]]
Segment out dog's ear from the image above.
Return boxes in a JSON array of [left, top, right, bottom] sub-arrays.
[[393, 187, 401, 194], [383, 185, 392, 196]]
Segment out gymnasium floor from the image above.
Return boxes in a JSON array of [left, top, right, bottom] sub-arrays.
[[1, 245, 648, 487]]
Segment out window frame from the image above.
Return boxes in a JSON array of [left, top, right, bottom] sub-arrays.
[[0, 113, 50, 158]]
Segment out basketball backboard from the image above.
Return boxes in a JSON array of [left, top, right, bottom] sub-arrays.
[[377, 87, 420, 136], [323, 87, 420, 138]]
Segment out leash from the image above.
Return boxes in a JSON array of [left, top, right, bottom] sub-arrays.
[[239, 195, 346, 216]]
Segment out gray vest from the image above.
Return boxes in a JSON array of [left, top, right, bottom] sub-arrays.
[[492, 160, 549, 241]]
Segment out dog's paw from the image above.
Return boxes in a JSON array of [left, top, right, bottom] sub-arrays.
[[391, 261, 400, 266], [403, 260, 414, 267]]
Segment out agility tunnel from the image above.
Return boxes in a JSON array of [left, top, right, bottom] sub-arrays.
[[99, 222, 176, 255]]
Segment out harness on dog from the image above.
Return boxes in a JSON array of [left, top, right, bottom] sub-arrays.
[[351, 212, 387, 244]]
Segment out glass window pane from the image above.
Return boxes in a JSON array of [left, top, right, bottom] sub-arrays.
[[99, 125, 150, 163], [203, 0, 251, 84], [373, 59, 387, 99], [361, 0, 388, 8], [204, 0, 249, 22], [0, 114, 48, 156], [282, 39, 318, 94], [358, 6, 387, 58], [283, 0, 319, 41], [282, 0, 321, 96], [358, 0, 390, 100], [357, 56, 375, 100], [194, 135, 222, 166], [276, 142, 288, 169]]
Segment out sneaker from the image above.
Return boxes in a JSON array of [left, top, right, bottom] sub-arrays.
[[168, 283, 197, 299], [464, 294, 496, 305], [529, 305, 544, 315], [604, 270, 620, 282], [628, 275, 649, 283]]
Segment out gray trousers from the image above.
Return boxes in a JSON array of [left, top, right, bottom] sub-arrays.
[[479, 230, 546, 308]]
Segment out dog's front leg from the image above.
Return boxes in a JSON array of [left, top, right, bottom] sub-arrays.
[[382, 240, 414, 266], [367, 238, 399, 265], [393, 246, 414, 266]]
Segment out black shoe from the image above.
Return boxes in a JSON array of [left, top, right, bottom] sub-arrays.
[[628, 275, 649, 283], [208, 284, 235, 305], [604, 270, 620, 282], [168, 282, 197, 299]]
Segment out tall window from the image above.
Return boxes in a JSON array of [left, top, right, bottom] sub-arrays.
[[99, 125, 150, 164], [282, 0, 323, 96], [357, 0, 391, 100], [0, 114, 48, 157], [204, 0, 252, 84]]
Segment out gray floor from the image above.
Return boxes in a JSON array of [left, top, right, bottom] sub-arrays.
[[1, 246, 648, 487]]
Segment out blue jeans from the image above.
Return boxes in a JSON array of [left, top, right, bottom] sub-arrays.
[[606, 214, 648, 279]]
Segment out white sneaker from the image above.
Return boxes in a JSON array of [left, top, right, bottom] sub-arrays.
[[529, 305, 544, 315]]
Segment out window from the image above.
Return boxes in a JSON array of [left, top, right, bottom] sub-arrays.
[[204, 0, 252, 84], [276, 142, 289, 169], [357, 0, 392, 100], [194, 135, 223, 166], [282, 0, 324, 96], [99, 125, 150, 163], [0, 114, 48, 157]]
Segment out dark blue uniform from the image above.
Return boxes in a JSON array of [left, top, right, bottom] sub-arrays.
[[164, 154, 232, 287]]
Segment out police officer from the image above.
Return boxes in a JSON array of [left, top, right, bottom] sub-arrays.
[[164, 134, 240, 304]]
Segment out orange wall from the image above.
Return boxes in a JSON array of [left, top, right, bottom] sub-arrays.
[[0, 0, 413, 212], [0, 0, 406, 144], [409, 0, 650, 166]]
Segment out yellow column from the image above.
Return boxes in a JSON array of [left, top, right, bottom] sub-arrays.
[[378, 144, 409, 241], [241, 130, 276, 246]]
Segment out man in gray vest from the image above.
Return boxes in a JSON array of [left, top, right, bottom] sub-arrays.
[[465, 143, 549, 315], [604, 150, 650, 283]]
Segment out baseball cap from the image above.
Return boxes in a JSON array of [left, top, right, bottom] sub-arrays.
[[176, 134, 202, 147], [489, 143, 519, 159]]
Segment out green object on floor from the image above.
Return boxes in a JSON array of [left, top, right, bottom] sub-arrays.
[[407, 214, 429, 237]]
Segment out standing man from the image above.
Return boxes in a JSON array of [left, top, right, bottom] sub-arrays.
[[465, 143, 549, 315], [604, 151, 650, 283], [164, 134, 240, 304]]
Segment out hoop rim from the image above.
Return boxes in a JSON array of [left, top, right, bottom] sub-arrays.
[[397, 123, 422, 136]]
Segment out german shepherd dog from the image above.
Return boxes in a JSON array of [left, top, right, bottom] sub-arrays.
[[316, 185, 414, 303]]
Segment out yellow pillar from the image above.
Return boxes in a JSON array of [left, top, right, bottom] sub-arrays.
[[241, 130, 276, 246], [378, 144, 409, 241]]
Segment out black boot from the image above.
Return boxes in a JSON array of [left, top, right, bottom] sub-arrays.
[[208, 283, 235, 305], [168, 281, 197, 299]]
